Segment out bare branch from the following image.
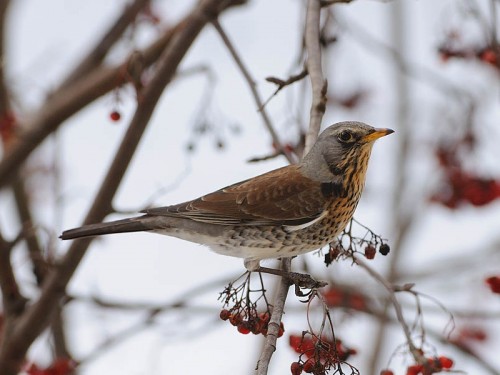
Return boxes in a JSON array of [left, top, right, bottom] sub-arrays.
[[0, 0, 11, 117], [0, 21, 181, 189], [212, 19, 294, 164], [256, 259, 291, 375], [304, 0, 327, 154], [61, 0, 151, 88], [256, 2, 328, 373], [0, 1, 243, 373], [354, 256, 427, 367], [0, 232, 28, 319]]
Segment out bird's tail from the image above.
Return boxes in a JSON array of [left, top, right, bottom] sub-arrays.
[[60, 216, 153, 240]]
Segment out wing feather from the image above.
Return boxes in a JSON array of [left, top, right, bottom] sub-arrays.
[[142, 165, 330, 226]]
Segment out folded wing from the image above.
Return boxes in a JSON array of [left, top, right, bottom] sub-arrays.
[[142, 165, 329, 226]]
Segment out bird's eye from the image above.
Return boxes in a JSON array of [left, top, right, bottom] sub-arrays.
[[338, 130, 353, 143]]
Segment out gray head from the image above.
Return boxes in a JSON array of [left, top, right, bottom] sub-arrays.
[[300, 121, 394, 183]]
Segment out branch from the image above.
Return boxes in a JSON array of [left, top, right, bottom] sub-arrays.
[[257, 2, 326, 373], [304, 0, 327, 154], [354, 256, 427, 366], [61, 0, 151, 88], [0, 1, 243, 373], [256, 258, 291, 375], [211, 19, 294, 164], [0, 20, 181, 189], [0, 232, 28, 320], [0, 0, 10, 116]]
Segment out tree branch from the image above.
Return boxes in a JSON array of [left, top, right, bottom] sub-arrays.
[[256, 1, 326, 373], [304, 0, 327, 154], [211, 19, 294, 164], [0, 1, 243, 373], [61, 0, 151, 88], [0, 20, 181, 189]]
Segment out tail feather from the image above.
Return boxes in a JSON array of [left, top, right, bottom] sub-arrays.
[[60, 216, 153, 240]]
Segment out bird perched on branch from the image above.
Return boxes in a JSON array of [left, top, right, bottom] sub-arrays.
[[61, 121, 393, 274]]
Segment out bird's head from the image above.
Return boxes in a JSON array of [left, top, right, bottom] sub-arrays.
[[301, 121, 394, 182]]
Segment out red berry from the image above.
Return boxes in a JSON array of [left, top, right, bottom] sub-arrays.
[[364, 245, 376, 259], [229, 313, 242, 326], [480, 49, 497, 65], [278, 322, 285, 337], [110, 110, 121, 122], [485, 276, 500, 294], [406, 364, 423, 375], [438, 356, 454, 369], [290, 361, 303, 375], [302, 358, 315, 373], [219, 309, 230, 321], [380, 370, 394, 375], [237, 324, 251, 334]]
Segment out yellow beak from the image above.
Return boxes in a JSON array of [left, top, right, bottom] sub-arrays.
[[362, 128, 395, 142]]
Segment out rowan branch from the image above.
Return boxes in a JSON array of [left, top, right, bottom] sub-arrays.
[[0, 20, 180, 189], [0, 1, 243, 373], [304, 0, 327, 154], [354, 256, 428, 367], [61, 0, 151, 88], [256, 2, 326, 373], [211, 19, 294, 164]]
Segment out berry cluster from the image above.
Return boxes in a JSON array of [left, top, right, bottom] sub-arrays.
[[321, 286, 369, 311], [381, 356, 453, 375], [438, 42, 499, 70], [408, 356, 454, 375], [325, 220, 390, 266], [289, 333, 357, 375], [218, 273, 282, 337], [219, 308, 284, 337], [431, 141, 500, 209], [485, 275, 500, 294]]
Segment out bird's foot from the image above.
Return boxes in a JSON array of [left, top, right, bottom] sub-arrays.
[[255, 267, 327, 292]]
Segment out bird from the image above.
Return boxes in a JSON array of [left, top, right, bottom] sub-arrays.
[[61, 121, 393, 273]]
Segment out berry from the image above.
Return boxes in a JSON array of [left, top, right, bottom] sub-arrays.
[[237, 324, 251, 334], [438, 356, 454, 369], [480, 49, 497, 65], [219, 309, 230, 321], [109, 110, 121, 122], [406, 364, 423, 375], [379, 243, 390, 255], [302, 358, 315, 373], [364, 245, 376, 259], [290, 361, 303, 375], [486, 276, 500, 294], [229, 313, 242, 326], [278, 322, 285, 337], [380, 370, 394, 375]]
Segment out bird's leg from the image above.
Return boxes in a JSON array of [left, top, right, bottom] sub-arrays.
[[255, 266, 327, 291]]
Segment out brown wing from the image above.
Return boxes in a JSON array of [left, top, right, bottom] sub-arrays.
[[142, 165, 329, 226]]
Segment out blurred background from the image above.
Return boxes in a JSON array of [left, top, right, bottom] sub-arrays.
[[1, 0, 499, 374]]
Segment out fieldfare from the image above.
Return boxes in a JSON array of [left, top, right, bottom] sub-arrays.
[[61, 121, 393, 272]]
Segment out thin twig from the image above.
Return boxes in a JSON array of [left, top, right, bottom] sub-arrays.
[[261, 68, 308, 110], [61, 0, 151, 88], [354, 256, 427, 366], [211, 19, 294, 164]]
